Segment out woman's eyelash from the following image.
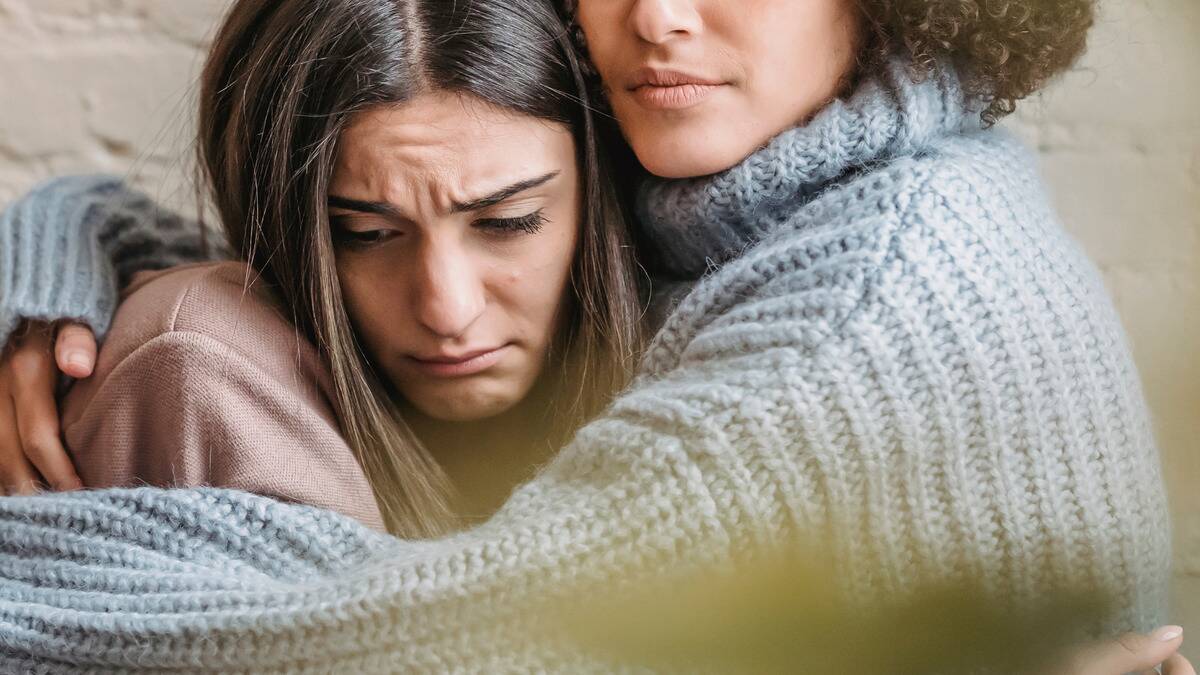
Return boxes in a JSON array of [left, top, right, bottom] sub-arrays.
[[340, 230, 392, 244], [329, 218, 397, 248], [477, 209, 547, 235], [330, 209, 547, 248]]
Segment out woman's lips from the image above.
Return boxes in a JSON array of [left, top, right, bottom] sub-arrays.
[[630, 83, 722, 110], [406, 346, 508, 378], [627, 68, 725, 111]]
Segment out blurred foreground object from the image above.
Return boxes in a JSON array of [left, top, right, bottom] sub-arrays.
[[555, 549, 1111, 674]]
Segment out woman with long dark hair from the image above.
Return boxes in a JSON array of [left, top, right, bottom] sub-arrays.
[[0, 0, 1183, 671], [2, 0, 642, 536]]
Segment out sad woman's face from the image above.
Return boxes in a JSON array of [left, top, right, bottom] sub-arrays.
[[329, 91, 580, 422], [575, 0, 861, 178]]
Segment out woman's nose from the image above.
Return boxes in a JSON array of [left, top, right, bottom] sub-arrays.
[[629, 0, 702, 45], [410, 243, 486, 339]]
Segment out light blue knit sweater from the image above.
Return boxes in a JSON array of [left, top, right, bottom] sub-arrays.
[[0, 61, 1171, 672]]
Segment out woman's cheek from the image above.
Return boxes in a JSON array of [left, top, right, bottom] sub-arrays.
[[336, 260, 396, 354], [335, 260, 372, 321]]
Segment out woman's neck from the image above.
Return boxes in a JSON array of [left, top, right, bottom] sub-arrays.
[[404, 377, 561, 523], [636, 57, 981, 279]]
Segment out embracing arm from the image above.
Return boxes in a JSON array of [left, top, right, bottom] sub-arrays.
[[0, 175, 230, 346], [7, 227, 861, 671], [0, 168, 1173, 669], [0, 176, 231, 492]]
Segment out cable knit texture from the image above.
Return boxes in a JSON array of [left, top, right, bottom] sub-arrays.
[[0, 60, 1172, 672], [0, 175, 226, 345]]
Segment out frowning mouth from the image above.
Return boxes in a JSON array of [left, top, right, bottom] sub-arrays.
[[406, 345, 509, 377]]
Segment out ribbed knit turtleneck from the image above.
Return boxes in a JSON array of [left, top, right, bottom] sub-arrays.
[[638, 59, 981, 277]]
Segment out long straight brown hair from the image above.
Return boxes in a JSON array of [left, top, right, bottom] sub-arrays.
[[196, 0, 643, 537]]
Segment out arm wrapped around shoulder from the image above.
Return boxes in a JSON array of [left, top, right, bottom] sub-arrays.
[[0, 141, 1173, 670], [0, 175, 228, 346]]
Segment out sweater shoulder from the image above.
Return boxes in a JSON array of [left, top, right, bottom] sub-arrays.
[[59, 263, 383, 530], [62, 260, 335, 433], [735, 128, 1116, 344], [94, 261, 327, 391], [879, 130, 1094, 283], [749, 129, 1063, 289], [891, 130, 1050, 231], [658, 131, 1085, 357]]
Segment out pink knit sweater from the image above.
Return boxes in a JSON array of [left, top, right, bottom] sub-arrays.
[[61, 261, 386, 531]]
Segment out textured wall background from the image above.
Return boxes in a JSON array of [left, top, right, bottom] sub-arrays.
[[1, 0, 1196, 637]]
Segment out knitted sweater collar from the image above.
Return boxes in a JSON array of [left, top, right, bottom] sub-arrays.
[[637, 59, 983, 278]]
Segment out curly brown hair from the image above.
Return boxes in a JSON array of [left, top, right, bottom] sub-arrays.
[[856, 0, 1096, 124]]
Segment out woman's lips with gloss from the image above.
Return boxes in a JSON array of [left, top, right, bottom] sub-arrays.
[[406, 346, 508, 377]]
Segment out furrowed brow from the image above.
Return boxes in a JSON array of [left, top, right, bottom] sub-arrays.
[[327, 196, 404, 219], [327, 171, 560, 219], [451, 171, 560, 213]]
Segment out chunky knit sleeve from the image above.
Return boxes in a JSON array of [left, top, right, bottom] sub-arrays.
[[0, 175, 230, 345], [0, 143, 1170, 670], [0, 220, 884, 671]]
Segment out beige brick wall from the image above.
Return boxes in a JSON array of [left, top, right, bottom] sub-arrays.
[[0, 0, 224, 208], [1, 0, 1196, 636]]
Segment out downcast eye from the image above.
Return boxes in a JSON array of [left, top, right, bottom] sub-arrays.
[[476, 210, 547, 235]]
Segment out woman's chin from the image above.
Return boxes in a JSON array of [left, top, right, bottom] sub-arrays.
[[403, 385, 524, 423], [632, 135, 756, 179]]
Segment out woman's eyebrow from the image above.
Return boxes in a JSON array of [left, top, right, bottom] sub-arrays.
[[450, 171, 560, 213], [327, 195, 403, 218], [327, 171, 560, 218]]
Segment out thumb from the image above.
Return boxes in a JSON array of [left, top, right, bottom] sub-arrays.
[[54, 322, 98, 378], [1164, 652, 1197, 675]]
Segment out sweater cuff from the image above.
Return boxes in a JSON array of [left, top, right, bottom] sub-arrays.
[[0, 175, 124, 347]]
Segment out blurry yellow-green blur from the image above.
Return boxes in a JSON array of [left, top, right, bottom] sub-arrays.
[[541, 545, 1110, 674]]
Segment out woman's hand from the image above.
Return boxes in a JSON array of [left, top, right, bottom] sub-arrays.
[[0, 320, 95, 494], [1051, 625, 1195, 675]]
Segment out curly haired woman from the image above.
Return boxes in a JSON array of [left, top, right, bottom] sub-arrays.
[[0, 0, 1181, 671]]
